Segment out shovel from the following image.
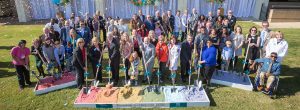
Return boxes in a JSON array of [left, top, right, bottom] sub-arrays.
[[188, 60, 192, 90], [154, 68, 163, 94], [194, 64, 203, 88], [31, 71, 42, 83], [171, 72, 177, 93]]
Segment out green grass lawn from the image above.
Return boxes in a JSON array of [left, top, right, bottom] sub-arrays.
[[0, 21, 299, 110]]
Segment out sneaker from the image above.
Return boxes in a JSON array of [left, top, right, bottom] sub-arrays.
[[262, 90, 270, 95], [257, 86, 264, 91]]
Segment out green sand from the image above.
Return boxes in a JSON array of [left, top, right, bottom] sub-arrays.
[[142, 89, 165, 102]]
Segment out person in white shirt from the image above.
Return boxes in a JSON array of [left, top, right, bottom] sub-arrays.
[[45, 18, 61, 34], [266, 31, 288, 62]]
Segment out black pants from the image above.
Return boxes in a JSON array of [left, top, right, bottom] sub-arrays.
[[180, 61, 190, 81], [181, 31, 187, 42], [111, 57, 120, 84], [159, 62, 167, 80], [15, 65, 31, 88], [75, 66, 84, 89], [217, 47, 222, 69], [124, 58, 130, 80], [91, 60, 102, 82], [204, 65, 215, 85], [35, 59, 45, 77]]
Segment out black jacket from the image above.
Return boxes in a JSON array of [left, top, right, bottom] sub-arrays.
[[72, 47, 86, 69], [107, 38, 120, 60], [180, 40, 194, 63]]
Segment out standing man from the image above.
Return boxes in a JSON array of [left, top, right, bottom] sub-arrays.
[[199, 40, 217, 89], [153, 10, 163, 25], [140, 37, 156, 84], [138, 9, 146, 22], [11, 40, 32, 91], [45, 18, 61, 34], [107, 32, 121, 86], [260, 21, 272, 58], [167, 10, 175, 34], [225, 10, 236, 32], [174, 10, 182, 38], [96, 11, 107, 42], [156, 35, 169, 83], [181, 9, 190, 42], [79, 21, 92, 46], [190, 8, 199, 36], [144, 15, 155, 31], [60, 20, 72, 46], [180, 35, 194, 82]]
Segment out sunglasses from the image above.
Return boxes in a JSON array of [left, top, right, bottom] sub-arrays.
[[271, 55, 277, 58]]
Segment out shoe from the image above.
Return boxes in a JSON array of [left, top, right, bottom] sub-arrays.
[[262, 90, 270, 95], [257, 86, 264, 91], [181, 79, 186, 83]]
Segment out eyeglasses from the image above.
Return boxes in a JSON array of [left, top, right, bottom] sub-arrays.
[[271, 55, 277, 58]]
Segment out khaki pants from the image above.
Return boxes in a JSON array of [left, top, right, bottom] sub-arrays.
[[259, 72, 276, 88]]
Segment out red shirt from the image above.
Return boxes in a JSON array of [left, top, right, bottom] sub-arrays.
[[81, 48, 86, 62], [11, 46, 30, 65], [156, 42, 169, 62]]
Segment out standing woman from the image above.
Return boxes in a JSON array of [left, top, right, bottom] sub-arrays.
[[72, 38, 87, 89], [231, 25, 244, 68], [245, 26, 260, 70], [11, 40, 32, 90], [107, 32, 121, 86], [131, 29, 143, 58], [161, 13, 171, 36], [173, 10, 182, 38], [148, 30, 158, 46], [167, 36, 181, 80], [265, 31, 288, 62], [120, 32, 133, 81], [31, 39, 46, 77], [89, 37, 103, 82]]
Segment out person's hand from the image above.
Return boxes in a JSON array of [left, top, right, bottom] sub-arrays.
[[199, 61, 205, 64], [83, 67, 87, 71], [145, 63, 148, 68], [249, 65, 254, 70], [235, 47, 239, 50], [266, 73, 272, 77]]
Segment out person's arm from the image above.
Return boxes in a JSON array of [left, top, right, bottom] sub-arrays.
[[279, 41, 289, 57], [54, 48, 61, 66], [155, 44, 160, 60], [272, 65, 281, 76], [250, 58, 265, 69], [74, 48, 85, 69], [221, 49, 225, 60], [42, 46, 50, 63], [255, 37, 260, 47]]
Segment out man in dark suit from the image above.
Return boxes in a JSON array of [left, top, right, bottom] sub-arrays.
[[98, 13, 106, 42], [60, 20, 72, 46], [138, 9, 146, 22], [225, 10, 236, 32], [180, 35, 194, 82], [107, 32, 121, 86], [84, 13, 94, 37], [79, 21, 92, 46], [213, 8, 224, 23], [144, 15, 155, 31], [167, 10, 175, 33], [153, 10, 163, 25]]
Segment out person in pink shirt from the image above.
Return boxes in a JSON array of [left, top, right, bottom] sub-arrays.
[[11, 40, 32, 90]]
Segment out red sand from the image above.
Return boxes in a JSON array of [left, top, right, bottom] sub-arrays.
[[95, 87, 119, 103], [36, 72, 76, 90], [75, 87, 101, 103]]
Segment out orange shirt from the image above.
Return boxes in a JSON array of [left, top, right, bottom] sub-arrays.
[[156, 42, 169, 62]]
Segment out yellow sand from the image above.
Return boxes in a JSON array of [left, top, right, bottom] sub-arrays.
[[117, 87, 143, 103]]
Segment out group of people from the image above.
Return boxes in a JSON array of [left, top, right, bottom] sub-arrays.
[[11, 8, 288, 95]]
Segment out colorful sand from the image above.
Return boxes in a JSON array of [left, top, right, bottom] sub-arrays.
[[75, 86, 209, 105], [117, 87, 143, 103], [36, 72, 76, 90], [142, 88, 165, 102]]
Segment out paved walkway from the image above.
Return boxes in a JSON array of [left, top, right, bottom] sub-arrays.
[[253, 22, 300, 28]]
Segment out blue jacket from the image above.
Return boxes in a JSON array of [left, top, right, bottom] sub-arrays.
[[79, 27, 91, 46], [144, 20, 155, 30], [255, 58, 281, 76], [201, 45, 217, 66]]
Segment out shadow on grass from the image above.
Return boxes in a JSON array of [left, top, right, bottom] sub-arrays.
[[0, 61, 14, 69], [274, 65, 300, 99], [0, 69, 15, 78], [0, 46, 14, 50]]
